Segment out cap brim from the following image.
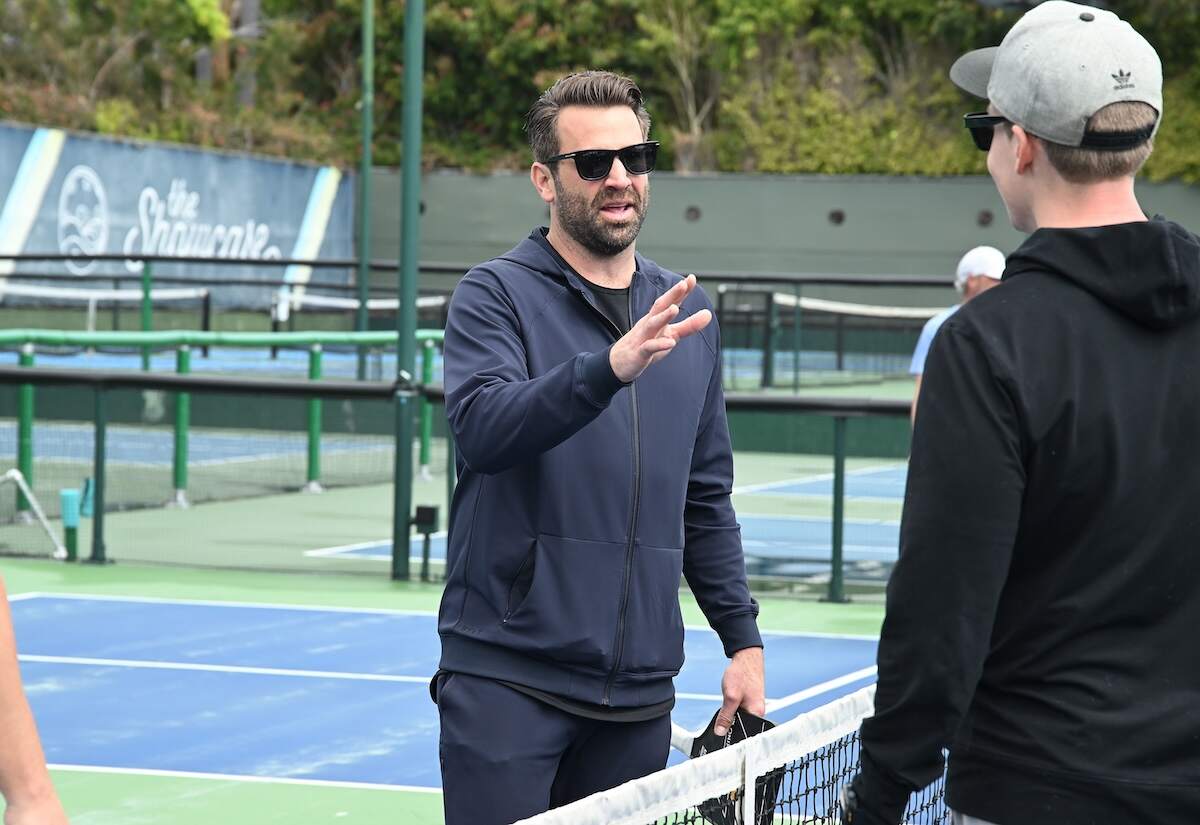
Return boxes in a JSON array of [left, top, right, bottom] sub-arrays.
[[949, 47, 997, 99]]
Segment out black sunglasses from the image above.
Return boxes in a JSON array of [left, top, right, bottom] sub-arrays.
[[964, 112, 1011, 152], [543, 141, 660, 181]]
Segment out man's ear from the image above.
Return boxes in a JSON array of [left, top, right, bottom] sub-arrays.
[[1011, 125, 1038, 175], [530, 162, 556, 205]]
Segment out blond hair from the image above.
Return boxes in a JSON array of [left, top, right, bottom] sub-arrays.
[[1042, 102, 1158, 183]]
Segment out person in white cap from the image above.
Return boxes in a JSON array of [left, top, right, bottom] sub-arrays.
[[842, 2, 1200, 824], [909, 245, 1006, 422]]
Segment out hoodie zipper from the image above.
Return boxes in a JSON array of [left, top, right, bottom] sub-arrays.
[[570, 277, 642, 707], [602, 287, 640, 706]]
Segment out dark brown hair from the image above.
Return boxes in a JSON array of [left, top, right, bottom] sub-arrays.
[[525, 71, 651, 164]]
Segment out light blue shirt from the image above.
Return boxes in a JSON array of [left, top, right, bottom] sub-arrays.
[[910, 305, 961, 376]]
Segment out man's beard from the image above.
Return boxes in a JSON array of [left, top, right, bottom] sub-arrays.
[[553, 178, 649, 257]]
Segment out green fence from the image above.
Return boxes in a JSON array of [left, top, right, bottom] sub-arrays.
[[0, 355, 910, 600]]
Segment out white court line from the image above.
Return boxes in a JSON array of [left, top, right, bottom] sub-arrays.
[[304, 532, 448, 559], [24, 655, 745, 705], [739, 512, 900, 526], [7, 592, 46, 602], [732, 463, 905, 495], [766, 665, 878, 713], [21, 654, 432, 684], [18, 593, 880, 639], [20, 591, 438, 617], [47, 763, 438, 793]]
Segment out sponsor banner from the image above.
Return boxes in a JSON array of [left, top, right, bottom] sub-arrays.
[[0, 122, 355, 308]]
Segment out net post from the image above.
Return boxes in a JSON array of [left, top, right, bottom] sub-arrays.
[[836, 313, 846, 372], [89, 387, 108, 564], [418, 339, 434, 478], [200, 291, 212, 355], [305, 344, 324, 492], [140, 260, 153, 371], [761, 290, 776, 388], [172, 346, 191, 507], [392, 388, 417, 581], [60, 488, 80, 562], [16, 343, 34, 515], [791, 285, 802, 393], [823, 415, 850, 603]]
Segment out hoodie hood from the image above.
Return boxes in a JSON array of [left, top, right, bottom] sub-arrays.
[[1003, 217, 1200, 330]]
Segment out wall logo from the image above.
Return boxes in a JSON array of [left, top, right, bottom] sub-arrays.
[[122, 178, 282, 272], [57, 165, 110, 275]]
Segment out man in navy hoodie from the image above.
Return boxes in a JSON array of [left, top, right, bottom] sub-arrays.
[[842, 3, 1200, 824], [434, 70, 765, 824]]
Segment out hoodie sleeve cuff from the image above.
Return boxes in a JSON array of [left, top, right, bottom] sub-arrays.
[[713, 612, 763, 657], [577, 347, 627, 408]]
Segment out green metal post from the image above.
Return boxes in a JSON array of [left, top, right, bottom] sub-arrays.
[[392, 0, 424, 580], [17, 344, 33, 514], [419, 339, 434, 477], [306, 344, 323, 492], [393, 390, 417, 581], [172, 346, 191, 507], [356, 0, 375, 381], [791, 286, 802, 393], [141, 261, 153, 371], [761, 291, 776, 389], [89, 388, 107, 564], [824, 416, 850, 603]]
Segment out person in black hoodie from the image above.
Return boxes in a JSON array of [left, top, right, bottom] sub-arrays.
[[842, 3, 1200, 824], [434, 71, 765, 825]]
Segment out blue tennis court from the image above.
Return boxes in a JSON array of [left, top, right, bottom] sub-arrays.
[[741, 465, 908, 500], [12, 594, 879, 788], [0, 346, 426, 381], [318, 513, 902, 579], [0, 420, 388, 466]]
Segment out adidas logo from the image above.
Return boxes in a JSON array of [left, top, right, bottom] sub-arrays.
[[1112, 69, 1135, 90]]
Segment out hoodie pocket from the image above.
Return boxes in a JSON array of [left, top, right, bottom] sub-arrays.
[[619, 543, 686, 675], [500, 533, 625, 669]]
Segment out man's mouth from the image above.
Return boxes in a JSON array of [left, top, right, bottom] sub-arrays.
[[599, 202, 635, 218]]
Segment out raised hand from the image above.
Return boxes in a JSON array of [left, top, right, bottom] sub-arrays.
[[609, 275, 712, 384]]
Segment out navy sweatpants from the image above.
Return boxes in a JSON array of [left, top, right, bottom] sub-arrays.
[[436, 672, 672, 825]]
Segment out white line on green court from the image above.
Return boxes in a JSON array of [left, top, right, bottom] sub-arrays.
[[20, 592, 880, 639], [765, 665, 878, 713], [732, 463, 904, 495], [7, 592, 45, 601], [738, 512, 900, 525], [47, 763, 440, 793], [304, 533, 449, 559]]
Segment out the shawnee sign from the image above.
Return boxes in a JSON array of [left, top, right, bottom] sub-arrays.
[[0, 123, 354, 307]]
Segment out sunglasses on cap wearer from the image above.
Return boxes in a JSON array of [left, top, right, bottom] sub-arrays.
[[963, 112, 1011, 152], [543, 141, 660, 181]]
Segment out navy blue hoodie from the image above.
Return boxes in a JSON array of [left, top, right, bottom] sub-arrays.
[[437, 228, 762, 708]]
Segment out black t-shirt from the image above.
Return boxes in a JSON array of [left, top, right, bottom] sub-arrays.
[[582, 278, 632, 335]]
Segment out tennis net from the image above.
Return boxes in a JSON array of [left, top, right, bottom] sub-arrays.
[[0, 282, 210, 337], [515, 685, 947, 825], [716, 287, 943, 389]]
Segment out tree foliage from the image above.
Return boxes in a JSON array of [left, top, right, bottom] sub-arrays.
[[0, 0, 1197, 181]]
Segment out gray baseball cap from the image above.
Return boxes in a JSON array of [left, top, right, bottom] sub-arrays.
[[950, 0, 1162, 148]]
